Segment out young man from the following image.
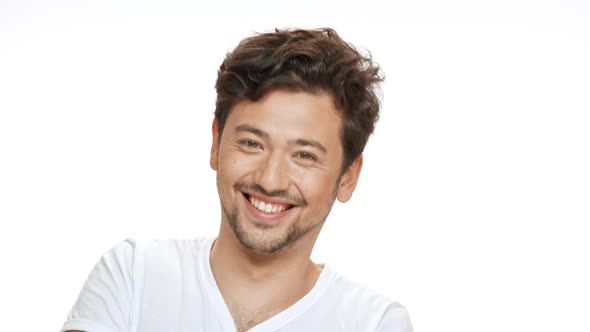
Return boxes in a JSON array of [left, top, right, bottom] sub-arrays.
[[62, 28, 412, 332]]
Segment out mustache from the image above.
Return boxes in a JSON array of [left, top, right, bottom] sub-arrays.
[[234, 182, 307, 207]]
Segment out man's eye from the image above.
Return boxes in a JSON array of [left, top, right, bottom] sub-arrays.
[[240, 139, 262, 149], [296, 152, 317, 161]]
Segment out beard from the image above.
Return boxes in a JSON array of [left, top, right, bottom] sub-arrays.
[[220, 181, 339, 255], [223, 204, 318, 254]]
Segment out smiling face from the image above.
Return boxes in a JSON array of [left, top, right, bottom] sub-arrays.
[[210, 90, 362, 254]]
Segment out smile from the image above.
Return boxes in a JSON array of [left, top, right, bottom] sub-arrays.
[[242, 193, 296, 217]]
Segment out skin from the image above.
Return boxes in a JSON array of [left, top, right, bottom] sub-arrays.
[[66, 90, 364, 332], [209, 90, 363, 331]]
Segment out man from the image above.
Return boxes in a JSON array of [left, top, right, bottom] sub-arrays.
[[62, 28, 412, 332]]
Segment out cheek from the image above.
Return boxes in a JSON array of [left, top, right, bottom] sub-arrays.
[[288, 163, 306, 179], [219, 159, 239, 178], [219, 150, 259, 179], [297, 173, 337, 201]]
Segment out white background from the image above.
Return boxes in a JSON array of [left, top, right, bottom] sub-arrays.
[[1, 0, 589, 331]]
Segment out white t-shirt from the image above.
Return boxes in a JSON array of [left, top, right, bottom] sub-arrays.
[[61, 238, 412, 332]]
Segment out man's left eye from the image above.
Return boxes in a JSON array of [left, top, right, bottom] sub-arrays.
[[296, 152, 317, 161]]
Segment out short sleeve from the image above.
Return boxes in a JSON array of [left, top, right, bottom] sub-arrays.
[[374, 304, 413, 332], [61, 240, 136, 332]]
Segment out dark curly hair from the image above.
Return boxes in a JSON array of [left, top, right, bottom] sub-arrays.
[[214, 28, 384, 171]]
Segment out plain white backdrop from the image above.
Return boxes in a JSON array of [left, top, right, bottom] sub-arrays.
[[1, 0, 589, 331]]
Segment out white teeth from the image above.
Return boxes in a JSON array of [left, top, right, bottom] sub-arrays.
[[248, 195, 288, 214]]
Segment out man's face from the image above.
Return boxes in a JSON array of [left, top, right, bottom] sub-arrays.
[[210, 90, 362, 254]]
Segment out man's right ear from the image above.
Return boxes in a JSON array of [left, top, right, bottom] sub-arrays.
[[210, 120, 220, 171]]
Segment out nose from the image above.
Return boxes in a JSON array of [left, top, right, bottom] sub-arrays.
[[254, 152, 290, 195]]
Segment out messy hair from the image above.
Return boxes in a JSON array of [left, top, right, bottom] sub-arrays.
[[214, 28, 384, 171]]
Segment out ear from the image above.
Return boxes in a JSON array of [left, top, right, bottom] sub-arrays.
[[336, 155, 363, 203], [210, 119, 220, 171]]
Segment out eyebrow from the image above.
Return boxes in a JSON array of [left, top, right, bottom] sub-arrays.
[[288, 138, 328, 154], [235, 124, 270, 139], [235, 124, 328, 154]]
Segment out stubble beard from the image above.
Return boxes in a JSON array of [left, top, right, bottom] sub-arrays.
[[222, 203, 326, 254], [216, 163, 342, 254], [219, 182, 340, 255]]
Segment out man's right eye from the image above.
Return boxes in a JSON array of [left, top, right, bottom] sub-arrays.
[[239, 139, 262, 149]]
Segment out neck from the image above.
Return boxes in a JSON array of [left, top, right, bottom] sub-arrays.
[[209, 218, 324, 331], [210, 221, 321, 284]]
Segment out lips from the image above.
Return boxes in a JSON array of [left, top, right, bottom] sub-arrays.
[[241, 192, 297, 220]]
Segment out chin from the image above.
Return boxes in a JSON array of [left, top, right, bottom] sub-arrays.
[[234, 218, 299, 254], [226, 208, 309, 254]]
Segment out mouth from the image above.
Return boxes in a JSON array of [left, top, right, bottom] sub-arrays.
[[241, 192, 297, 218]]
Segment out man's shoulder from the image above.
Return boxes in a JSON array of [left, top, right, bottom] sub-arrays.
[[318, 268, 410, 330], [126, 237, 211, 251], [326, 270, 403, 308], [101, 237, 213, 271]]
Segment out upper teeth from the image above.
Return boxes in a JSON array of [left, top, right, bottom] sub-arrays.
[[249, 196, 288, 213]]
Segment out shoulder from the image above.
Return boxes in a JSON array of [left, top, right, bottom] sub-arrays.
[[321, 269, 412, 331], [326, 271, 401, 311], [96, 237, 213, 279], [62, 237, 214, 332], [118, 237, 211, 257]]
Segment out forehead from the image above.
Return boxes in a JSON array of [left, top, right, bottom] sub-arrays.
[[226, 90, 342, 147]]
